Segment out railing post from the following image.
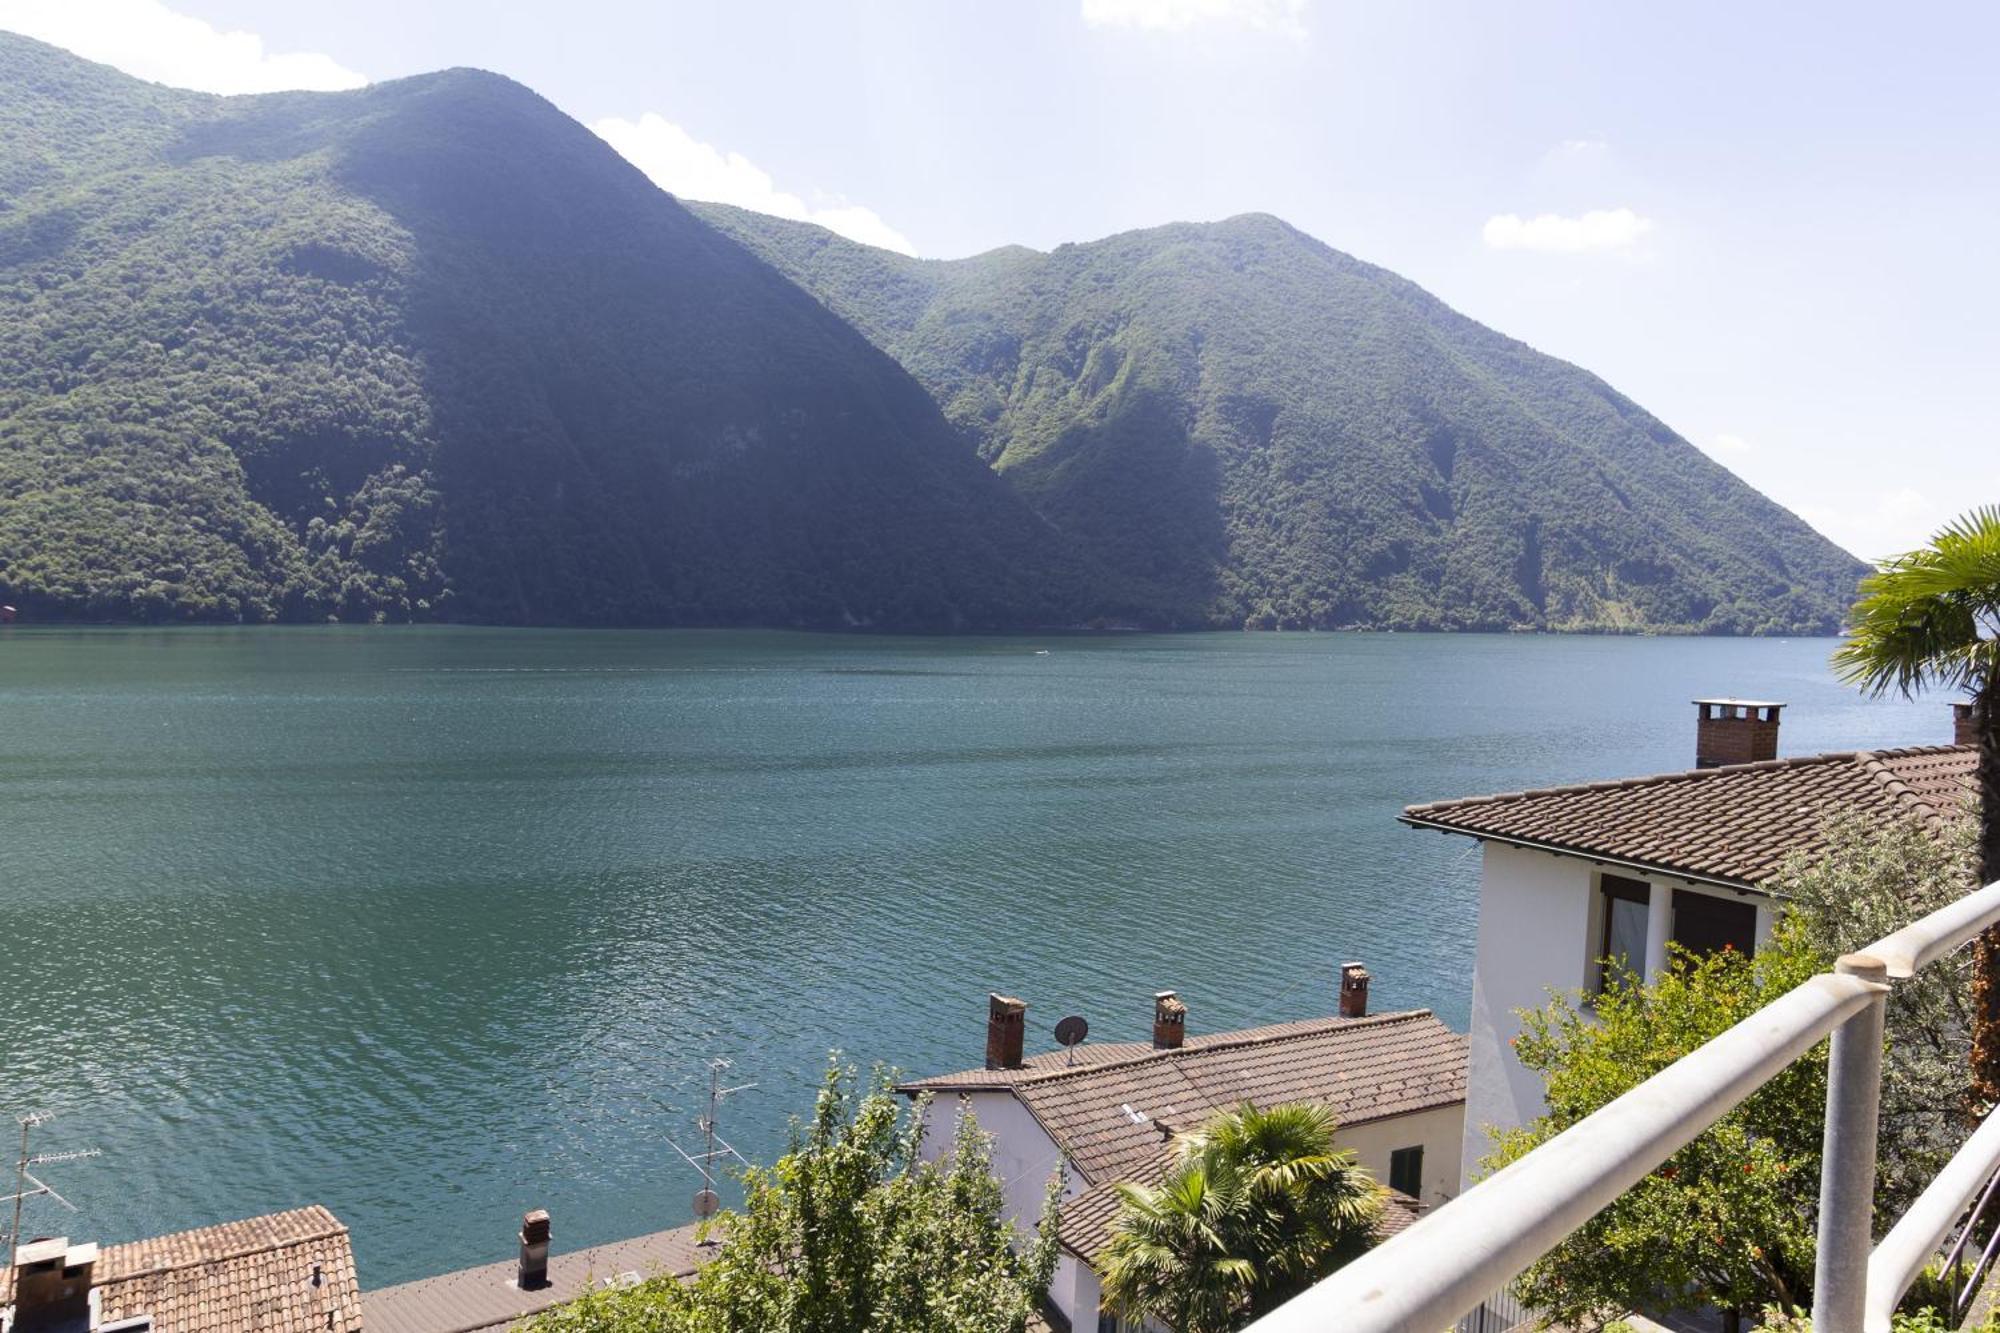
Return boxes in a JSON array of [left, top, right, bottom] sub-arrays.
[[1813, 953, 1891, 1333]]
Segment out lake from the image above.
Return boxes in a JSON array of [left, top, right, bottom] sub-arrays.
[[0, 627, 1945, 1285]]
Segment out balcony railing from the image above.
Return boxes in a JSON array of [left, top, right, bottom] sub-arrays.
[[1244, 878, 2000, 1333]]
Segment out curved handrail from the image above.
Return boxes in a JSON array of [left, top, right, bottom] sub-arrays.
[[1863, 879, 2000, 978], [1240, 877, 2000, 1333], [1244, 973, 1882, 1333], [1864, 1105, 2000, 1332]]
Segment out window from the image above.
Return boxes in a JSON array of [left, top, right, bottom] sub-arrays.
[[1597, 875, 1651, 990], [1673, 889, 1757, 959], [1389, 1144, 1424, 1198]]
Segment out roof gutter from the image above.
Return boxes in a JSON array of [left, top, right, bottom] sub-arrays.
[[1397, 813, 1765, 897]]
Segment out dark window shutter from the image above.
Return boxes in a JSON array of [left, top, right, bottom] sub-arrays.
[[1672, 890, 1757, 959], [1390, 1145, 1424, 1197]]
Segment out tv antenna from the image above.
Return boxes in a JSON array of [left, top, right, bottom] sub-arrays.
[[5, 1111, 100, 1272], [1054, 1015, 1089, 1066], [667, 1059, 756, 1226]]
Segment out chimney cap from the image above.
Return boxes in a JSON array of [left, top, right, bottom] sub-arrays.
[[14, 1237, 70, 1267], [1692, 698, 1785, 709]]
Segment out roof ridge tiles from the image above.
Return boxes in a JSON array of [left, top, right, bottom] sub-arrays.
[[1403, 748, 1869, 817], [903, 1010, 1449, 1095], [1006, 1010, 1441, 1090], [1858, 748, 1948, 824], [1870, 743, 1975, 760], [111, 1230, 350, 1283], [97, 1206, 350, 1277]]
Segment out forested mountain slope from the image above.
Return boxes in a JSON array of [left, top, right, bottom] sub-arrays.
[[0, 31, 1864, 632], [698, 204, 1867, 632], [0, 34, 1083, 626]]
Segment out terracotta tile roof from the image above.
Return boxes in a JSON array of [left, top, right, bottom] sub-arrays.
[[1024, 1011, 1465, 1185], [907, 1011, 1464, 1190], [0, 1205, 360, 1333], [363, 1223, 710, 1333], [900, 1016, 1397, 1093], [1054, 1149, 1423, 1262], [1402, 745, 1977, 889], [1054, 1174, 1140, 1263], [1374, 1188, 1423, 1239]]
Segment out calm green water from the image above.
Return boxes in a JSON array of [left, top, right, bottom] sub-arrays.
[[0, 628, 1939, 1284]]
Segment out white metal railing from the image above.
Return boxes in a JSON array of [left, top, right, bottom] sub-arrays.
[[1244, 878, 2000, 1333], [1865, 1103, 2000, 1329]]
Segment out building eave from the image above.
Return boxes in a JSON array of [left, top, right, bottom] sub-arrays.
[[1397, 813, 1765, 896]]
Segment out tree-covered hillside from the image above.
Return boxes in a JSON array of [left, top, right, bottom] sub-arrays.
[[0, 34, 1083, 626], [0, 31, 1865, 632], [698, 205, 1868, 633]]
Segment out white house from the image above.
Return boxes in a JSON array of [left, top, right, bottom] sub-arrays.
[[899, 971, 1466, 1332], [1402, 698, 1979, 1185]]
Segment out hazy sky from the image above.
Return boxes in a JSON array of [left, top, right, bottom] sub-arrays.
[[6, 0, 1994, 560]]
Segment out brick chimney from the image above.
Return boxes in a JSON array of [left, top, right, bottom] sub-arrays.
[[1152, 991, 1187, 1050], [517, 1209, 551, 1290], [1693, 698, 1784, 768], [11, 1237, 97, 1333], [985, 994, 1026, 1070], [1956, 701, 1978, 747], [1339, 962, 1370, 1018]]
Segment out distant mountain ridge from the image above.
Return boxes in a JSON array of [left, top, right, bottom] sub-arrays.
[[697, 203, 1867, 633], [0, 31, 1862, 632], [0, 33, 1082, 628]]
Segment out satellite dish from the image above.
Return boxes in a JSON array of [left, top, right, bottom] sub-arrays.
[[692, 1188, 720, 1219], [1055, 1015, 1089, 1048]]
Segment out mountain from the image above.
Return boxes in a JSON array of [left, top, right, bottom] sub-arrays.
[[0, 34, 1084, 627], [0, 33, 1863, 634], [696, 204, 1867, 633]]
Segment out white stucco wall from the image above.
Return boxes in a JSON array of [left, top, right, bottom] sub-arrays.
[[1338, 1103, 1464, 1209], [1462, 842, 1595, 1182], [915, 1089, 1078, 1230], [914, 1089, 1099, 1327], [1461, 842, 1777, 1185], [1052, 1253, 1099, 1331]]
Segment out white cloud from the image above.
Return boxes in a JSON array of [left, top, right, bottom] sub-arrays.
[[1707, 432, 1752, 456], [1080, 0, 1309, 39], [1482, 207, 1655, 253], [593, 112, 916, 256], [0, 0, 366, 93], [1797, 487, 1948, 561], [1558, 137, 1609, 155]]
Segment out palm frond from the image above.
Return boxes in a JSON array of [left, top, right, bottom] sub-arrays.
[[1834, 506, 2000, 699], [1102, 1099, 1383, 1331]]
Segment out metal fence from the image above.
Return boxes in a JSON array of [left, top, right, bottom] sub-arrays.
[[1451, 1285, 1536, 1333], [1243, 878, 2000, 1333]]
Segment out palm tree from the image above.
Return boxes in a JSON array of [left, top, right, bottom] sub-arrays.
[[1097, 1164, 1254, 1333], [1833, 504, 2000, 1100], [1098, 1102, 1384, 1332]]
